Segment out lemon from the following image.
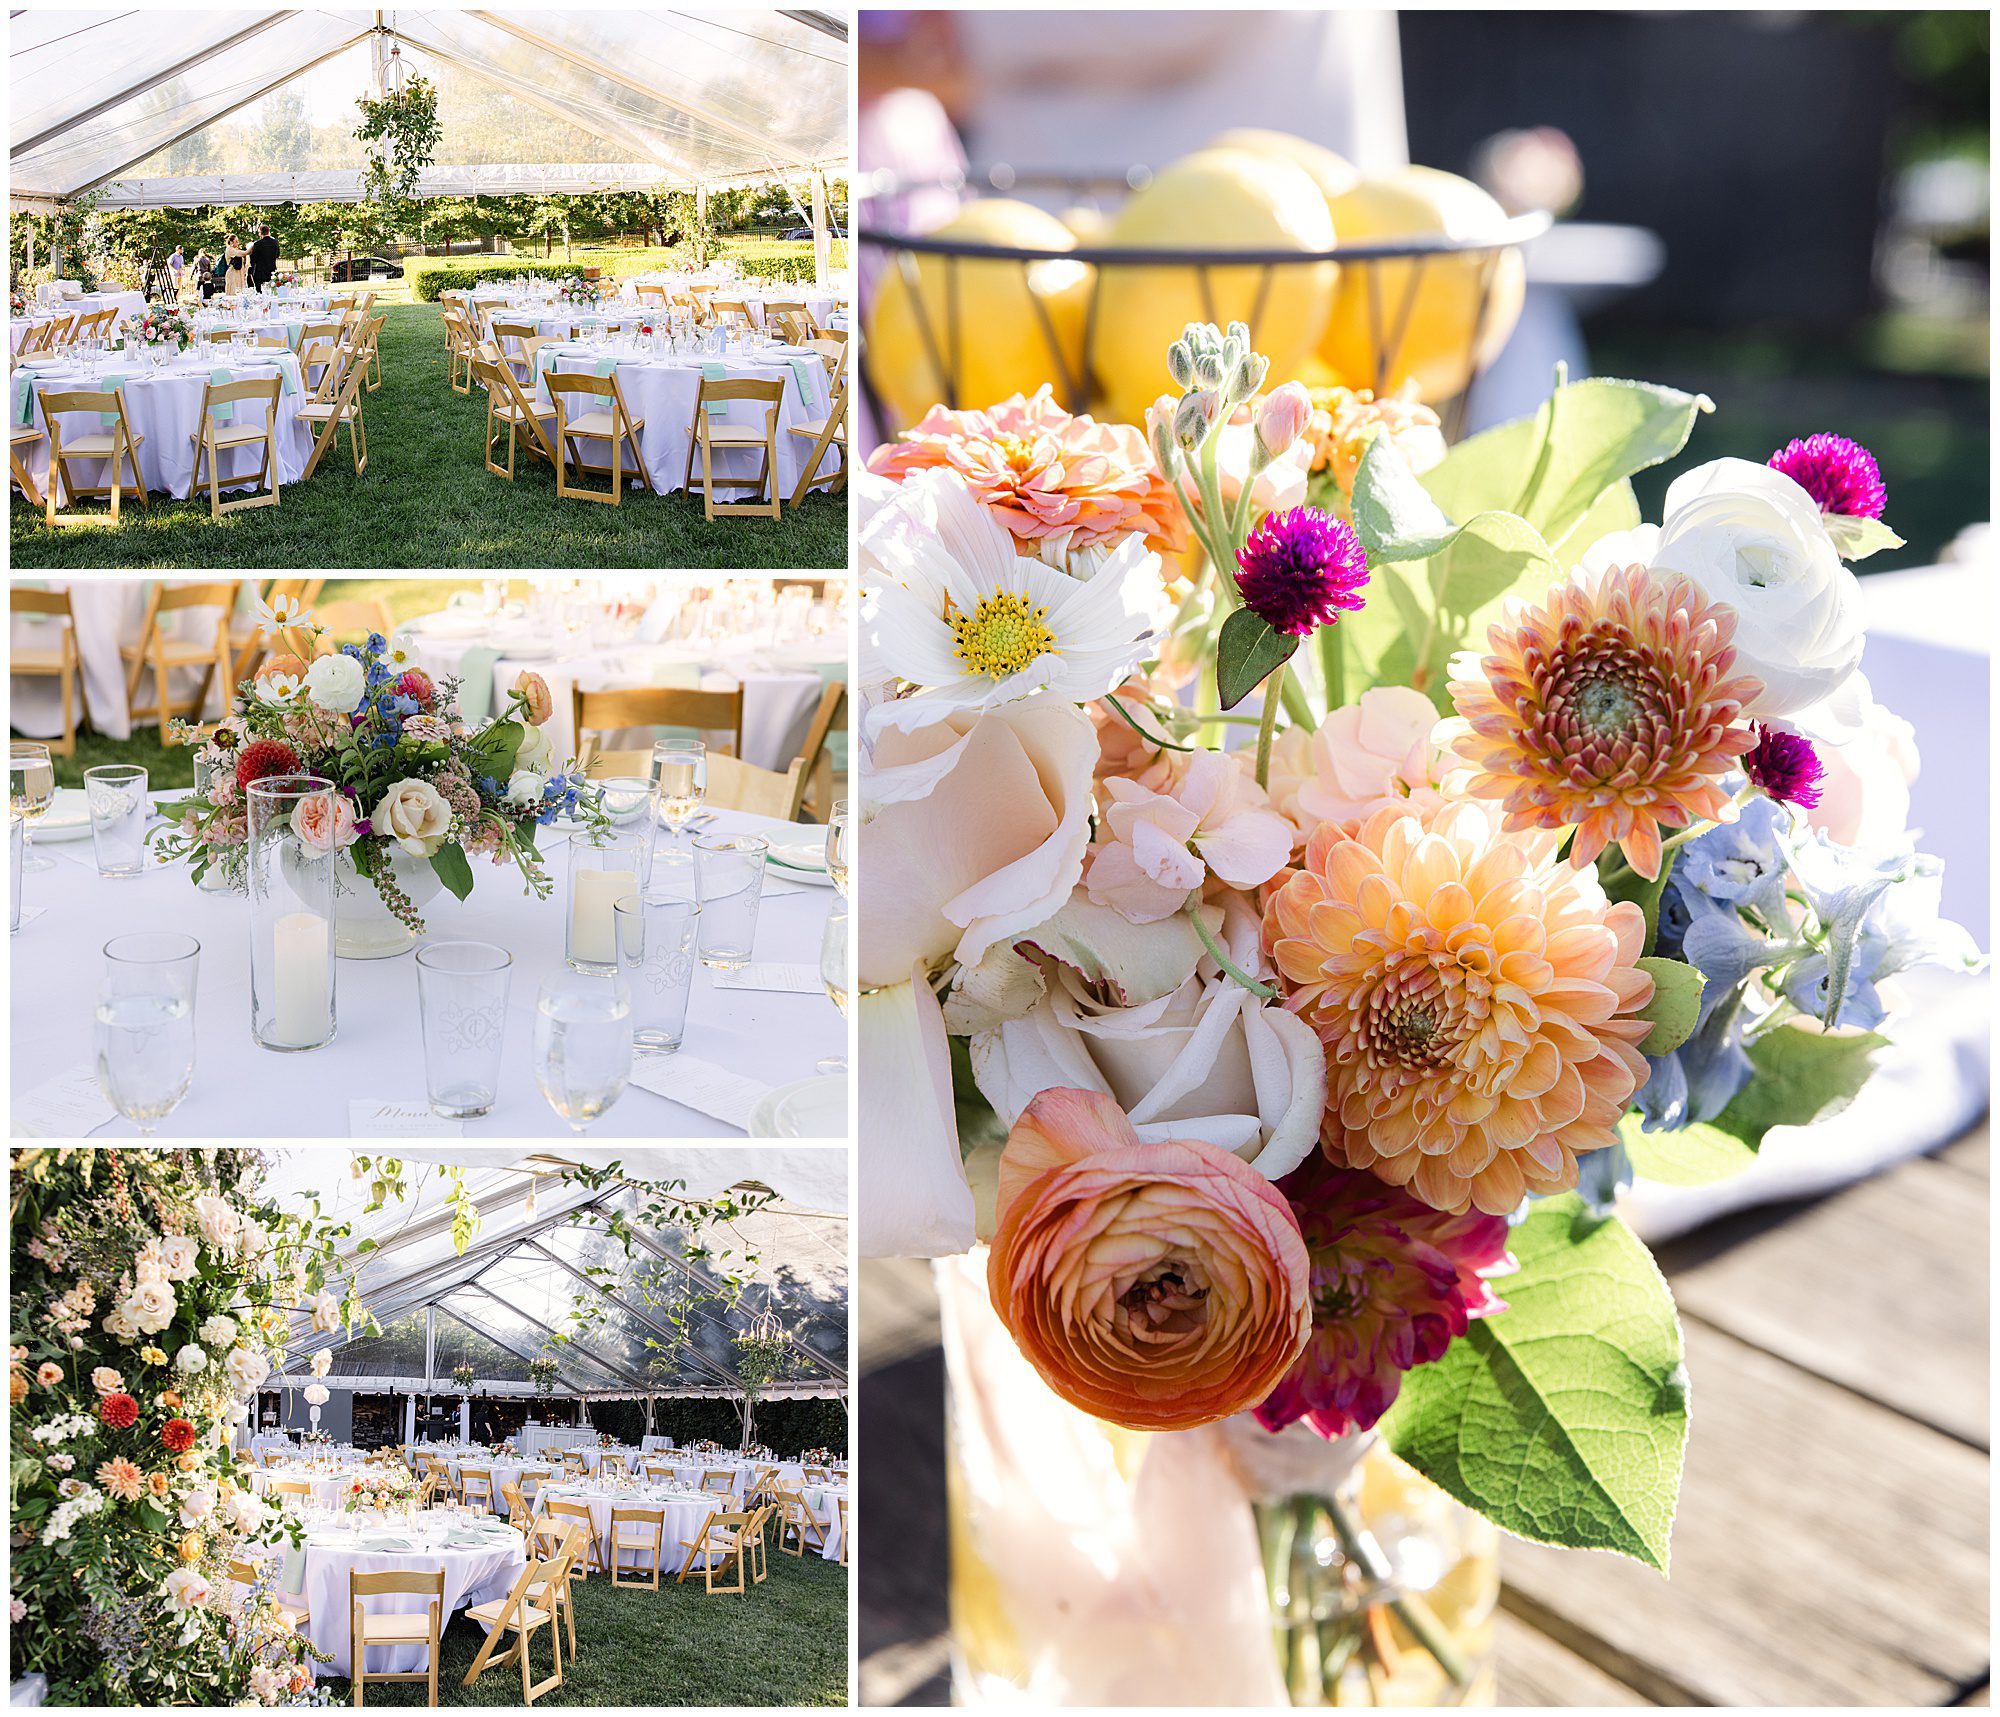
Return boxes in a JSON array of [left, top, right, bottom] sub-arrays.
[[866, 198, 1093, 432], [1319, 165, 1526, 403], [1207, 128, 1361, 212], [1092, 146, 1337, 426]]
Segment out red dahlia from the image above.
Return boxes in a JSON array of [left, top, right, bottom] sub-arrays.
[[395, 668, 437, 711], [98, 1392, 139, 1430], [234, 738, 302, 792], [160, 1417, 196, 1453]]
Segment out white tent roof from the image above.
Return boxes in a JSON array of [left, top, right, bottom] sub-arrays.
[[81, 162, 688, 210], [10, 9, 850, 209]]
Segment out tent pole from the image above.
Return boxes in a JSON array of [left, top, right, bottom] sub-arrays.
[[424, 1303, 435, 1397], [811, 168, 830, 287]]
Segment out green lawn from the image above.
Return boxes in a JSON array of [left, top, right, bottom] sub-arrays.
[[9, 303, 847, 570], [322, 1544, 848, 1706]]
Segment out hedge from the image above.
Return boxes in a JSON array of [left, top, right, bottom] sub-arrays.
[[584, 1396, 848, 1453], [410, 249, 824, 301]]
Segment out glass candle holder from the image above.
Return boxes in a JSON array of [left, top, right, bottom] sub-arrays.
[[693, 833, 768, 970], [533, 971, 633, 1133], [84, 763, 149, 878], [567, 831, 649, 975], [247, 775, 338, 1052], [613, 891, 699, 1054]]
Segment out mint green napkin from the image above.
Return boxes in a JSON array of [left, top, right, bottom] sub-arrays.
[[593, 357, 617, 379], [700, 361, 728, 416], [784, 356, 816, 402], [452, 645, 504, 723], [207, 367, 235, 424], [278, 1544, 307, 1597], [14, 373, 37, 428], [269, 358, 298, 398], [285, 321, 303, 347], [91, 375, 130, 431]]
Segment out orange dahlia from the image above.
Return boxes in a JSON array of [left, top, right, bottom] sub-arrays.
[[1263, 800, 1655, 1216], [1446, 562, 1762, 879]]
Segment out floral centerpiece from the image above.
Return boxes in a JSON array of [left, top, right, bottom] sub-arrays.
[[269, 271, 301, 294], [9, 1147, 374, 1704], [131, 305, 192, 353], [342, 1467, 415, 1513], [159, 597, 601, 954], [859, 322, 1982, 1703], [556, 275, 601, 310], [527, 1356, 559, 1396], [10, 291, 26, 318]]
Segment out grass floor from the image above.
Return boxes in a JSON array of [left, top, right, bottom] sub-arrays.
[[321, 1545, 849, 1707], [8, 303, 847, 570]]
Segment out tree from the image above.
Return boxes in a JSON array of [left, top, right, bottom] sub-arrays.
[[251, 91, 314, 172]]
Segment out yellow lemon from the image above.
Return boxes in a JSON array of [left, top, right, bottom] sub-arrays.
[[1207, 128, 1361, 213], [1092, 146, 1338, 427], [866, 198, 1092, 432], [1319, 165, 1526, 403]]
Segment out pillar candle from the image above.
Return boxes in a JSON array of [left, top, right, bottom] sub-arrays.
[[272, 910, 330, 1046], [570, 867, 637, 967]]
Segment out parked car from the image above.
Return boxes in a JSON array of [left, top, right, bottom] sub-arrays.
[[780, 225, 814, 241], [328, 255, 405, 281]]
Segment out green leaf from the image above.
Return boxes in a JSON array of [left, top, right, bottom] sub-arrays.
[[1825, 514, 1904, 562], [1426, 509, 1561, 624], [1600, 844, 1678, 956], [1619, 1111, 1757, 1187], [1351, 436, 1458, 563], [1550, 476, 1643, 568], [1383, 1193, 1688, 1571], [1708, 1024, 1887, 1149], [464, 717, 524, 780], [1214, 607, 1298, 711], [1633, 956, 1704, 1055], [429, 843, 475, 903]]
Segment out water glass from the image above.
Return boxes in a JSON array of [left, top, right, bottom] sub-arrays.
[[533, 972, 633, 1133], [415, 941, 512, 1119], [567, 831, 649, 974], [94, 931, 200, 1134], [9, 741, 55, 874], [818, 906, 849, 1073], [693, 833, 768, 970], [651, 740, 707, 839], [613, 892, 699, 1054], [84, 764, 149, 878], [10, 813, 23, 932], [825, 800, 850, 898]]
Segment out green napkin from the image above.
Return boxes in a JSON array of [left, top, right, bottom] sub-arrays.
[[206, 368, 236, 424], [94, 373, 131, 431], [285, 321, 303, 346], [594, 357, 618, 379], [14, 372, 37, 428], [269, 358, 298, 398], [700, 361, 728, 416], [278, 1545, 307, 1597], [784, 356, 816, 402], [451, 645, 504, 723]]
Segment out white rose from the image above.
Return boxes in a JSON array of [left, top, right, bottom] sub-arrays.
[[199, 1314, 238, 1347], [309, 1349, 333, 1379], [175, 1344, 208, 1374], [512, 722, 555, 774], [121, 1280, 176, 1336], [303, 1384, 329, 1407], [371, 778, 453, 858], [162, 1567, 211, 1610], [309, 1291, 340, 1334], [222, 1491, 266, 1532], [193, 1196, 240, 1252], [179, 1486, 217, 1526], [236, 1217, 267, 1261], [302, 652, 366, 714], [504, 768, 546, 808], [224, 1346, 270, 1395], [967, 892, 1327, 1185], [100, 1308, 137, 1344], [1641, 457, 1865, 722], [158, 1237, 200, 1282]]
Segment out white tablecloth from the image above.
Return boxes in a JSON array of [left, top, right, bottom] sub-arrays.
[[515, 1424, 598, 1457], [13, 351, 309, 499], [530, 343, 830, 499], [10, 805, 844, 1137], [536, 1481, 722, 1572], [286, 1518, 524, 1678], [9, 291, 147, 349], [251, 1468, 354, 1512], [399, 619, 838, 773], [439, 1456, 559, 1512], [802, 1484, 849, 1562]]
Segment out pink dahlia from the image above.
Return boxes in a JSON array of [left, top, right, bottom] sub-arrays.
[[1255, 1152, 1511, 1439], [1768, 433, 1885, 520], [868, 386, 1189, 558]]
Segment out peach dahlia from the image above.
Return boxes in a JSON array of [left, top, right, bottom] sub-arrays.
[[1263, 800, 1655, 1216]]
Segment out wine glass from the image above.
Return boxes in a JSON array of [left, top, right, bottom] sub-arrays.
[[824, 800, 850, 899], [533, 971, 633, 1133], [651, 741, 707, 843], [817, 906, 849, 1074], [9, 742, 56, 873], [94, 932, 200, 1135]]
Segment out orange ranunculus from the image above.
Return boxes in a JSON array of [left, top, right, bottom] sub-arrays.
[[179, 1531, 204, 1563], [513, 670, 553, 725], [148, 1472, 171, 1496], [987, 1087, 1310, 1432], [254, 652, 308, 684]]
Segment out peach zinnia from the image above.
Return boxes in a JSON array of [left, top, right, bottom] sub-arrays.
[[988, 1087, 1310, 1431], [1447, 562, 1763, 879], [1263, 800, 1655, 1216]]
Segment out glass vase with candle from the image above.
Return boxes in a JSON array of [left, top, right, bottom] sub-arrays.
[[567, 830, 650, 975], [190, 752, 247, 893], [247, 775, 338, 1053]]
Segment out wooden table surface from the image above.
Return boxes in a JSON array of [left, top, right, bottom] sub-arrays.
[[856, 1122, 1989, 1708]]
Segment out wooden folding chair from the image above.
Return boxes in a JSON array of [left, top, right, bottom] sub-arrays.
[[16, 318, 57, 356], [700, 1468, 738, 1498], [119, 581, 237, 745], [609, 1505, 666, 1590], [675, 1509, 750, 1595], [501, 1480, 534, 1538], [836, 1496, 849, 1567], [705, 753, 809, 821], [490, 318, 540, 383], [787, 370, 848, 507], [443, 306, 475, 394], [43, 312, 77, 347], [188, 375, 282, 522], [267, 1477, 313, 1503], [353, 312, 386, 393], [463, 1558, 561, 1704], [560, 1450, 589, 1479], [9, 422, 46, 510], [40, 386, 148, 527], [771, 309, 813, 345], [796, 679, 847, 821], [457, 1466, 494, 1511], [227, 1556, 313, 1629], [469, 353, 557, 482], [803, 336, 846, 380], [349, 1568, 443, 1706], [524, 1523, 587, 1667], [598, 1453, 627, 1481], [547, 371, 650, 506], [740, 1503, 773, 1585], [544, 1497, 601, 1576], [635, 282, 670, 308], [571, 683, 745, 765], [311, 597, 392, 651], [682, 376, 782, 520], [299, 321, 346, 389], [8, 587, 90, 755], [297, 344, 368, 479]]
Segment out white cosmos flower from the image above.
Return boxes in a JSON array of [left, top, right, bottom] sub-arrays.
[[860, 468, 1163, 739]]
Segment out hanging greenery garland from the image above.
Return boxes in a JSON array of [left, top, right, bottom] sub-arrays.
[[354, 72, 441, 208]]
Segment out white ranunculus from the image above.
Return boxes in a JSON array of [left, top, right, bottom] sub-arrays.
[[121, 1280, 177, 1336], [372, 778, 453, 858], [513, 722, 556, 774], [309, 1348, 333, 1379], [174, 1344, 208, 1374], [199, 1314, 238, 1347], [303, 652, 366, 714], [179, 1485, 217, 1526], [968, 893, 1328, 1183], [224, 1346, 270, 1395], [1644, 457, 1865, 722], [505, 768, 546, 808], [157, 1236, 200, 1281], [193, 1195, 240, 1252]]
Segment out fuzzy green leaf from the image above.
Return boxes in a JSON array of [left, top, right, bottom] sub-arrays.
[[1384, 1194, 1689, 1571], [1619, 1111, 1757, 1187], [1215, 607, 1298, 711], [1633, 956, 1705, 1055], [1707, 1024, 1888, 1149], [1351, 436, 1457, 563]]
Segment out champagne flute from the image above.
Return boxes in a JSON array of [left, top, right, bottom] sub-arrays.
[[824, 800, 850, 898], [533, 971, 633, 1133], [651, 740, 707, 842], [9, 742, 56, 873], [817, 906, 849, 1074], [94, 932, 200, 1135]]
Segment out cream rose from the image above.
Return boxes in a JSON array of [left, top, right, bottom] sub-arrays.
[[512, 721, 556, 775], [309, 1348, 333, 1379], [178, 1486, 217, 1526], [372, 778, 453, 858], [193, 1195, 239, 1252], [289, 791, 357, 852], [309, 1291, 341, 1334], [157, 1236, 200, 1282], [121, 1280, 176, 1336], [302, 652, 366, 714], [224, 1346, 270, 1394]]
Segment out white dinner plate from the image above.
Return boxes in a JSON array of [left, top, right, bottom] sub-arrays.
[[28, 787, 91, 841], [748, 1073, 847, 1139], [766, 840, 833, 884]]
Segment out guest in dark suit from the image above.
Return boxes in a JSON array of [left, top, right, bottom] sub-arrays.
[[248, 223, 280, 290]]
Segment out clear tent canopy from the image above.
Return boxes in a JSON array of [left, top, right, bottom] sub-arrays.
[[257, 1149, 847, 1410], [9, 9, 850, 211]]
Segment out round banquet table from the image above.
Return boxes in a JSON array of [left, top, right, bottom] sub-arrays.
[[397, 614, 839, 774], [9, 291, 148, 350], [711, 286, 849, 330], [251, 1467, 356, 1512], [667, 1460, 752, 1495], [802, 1483, 849, 1562], [536, 1480, 723, 1572], [12, 349, 310, 500], [528, 340, 832, 500], [440, 1456, 560, 1511], [9, 802, 845, 1138], [282, 1513, 525, 1678]]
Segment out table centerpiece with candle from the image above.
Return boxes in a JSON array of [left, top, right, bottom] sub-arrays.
[[342, 1465, 417, 1516], [159, 594, 606, 959]]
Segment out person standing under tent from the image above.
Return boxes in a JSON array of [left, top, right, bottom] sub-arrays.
[[222, 233, 248, 295], [249, 223, 279, 290], [166, 245, 186, 296]]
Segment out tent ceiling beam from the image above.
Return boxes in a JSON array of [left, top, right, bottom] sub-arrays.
[[13, 11, 305, 158], [463, 11, 811, 170], [520, 1237, 739, 1391], [330, 1168, 602, 1274], [432, 1285, 632, 1387], [465, 1281, 653, 1391], [777, 10, 849, 41], [432, 1299, 601, 1395]]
